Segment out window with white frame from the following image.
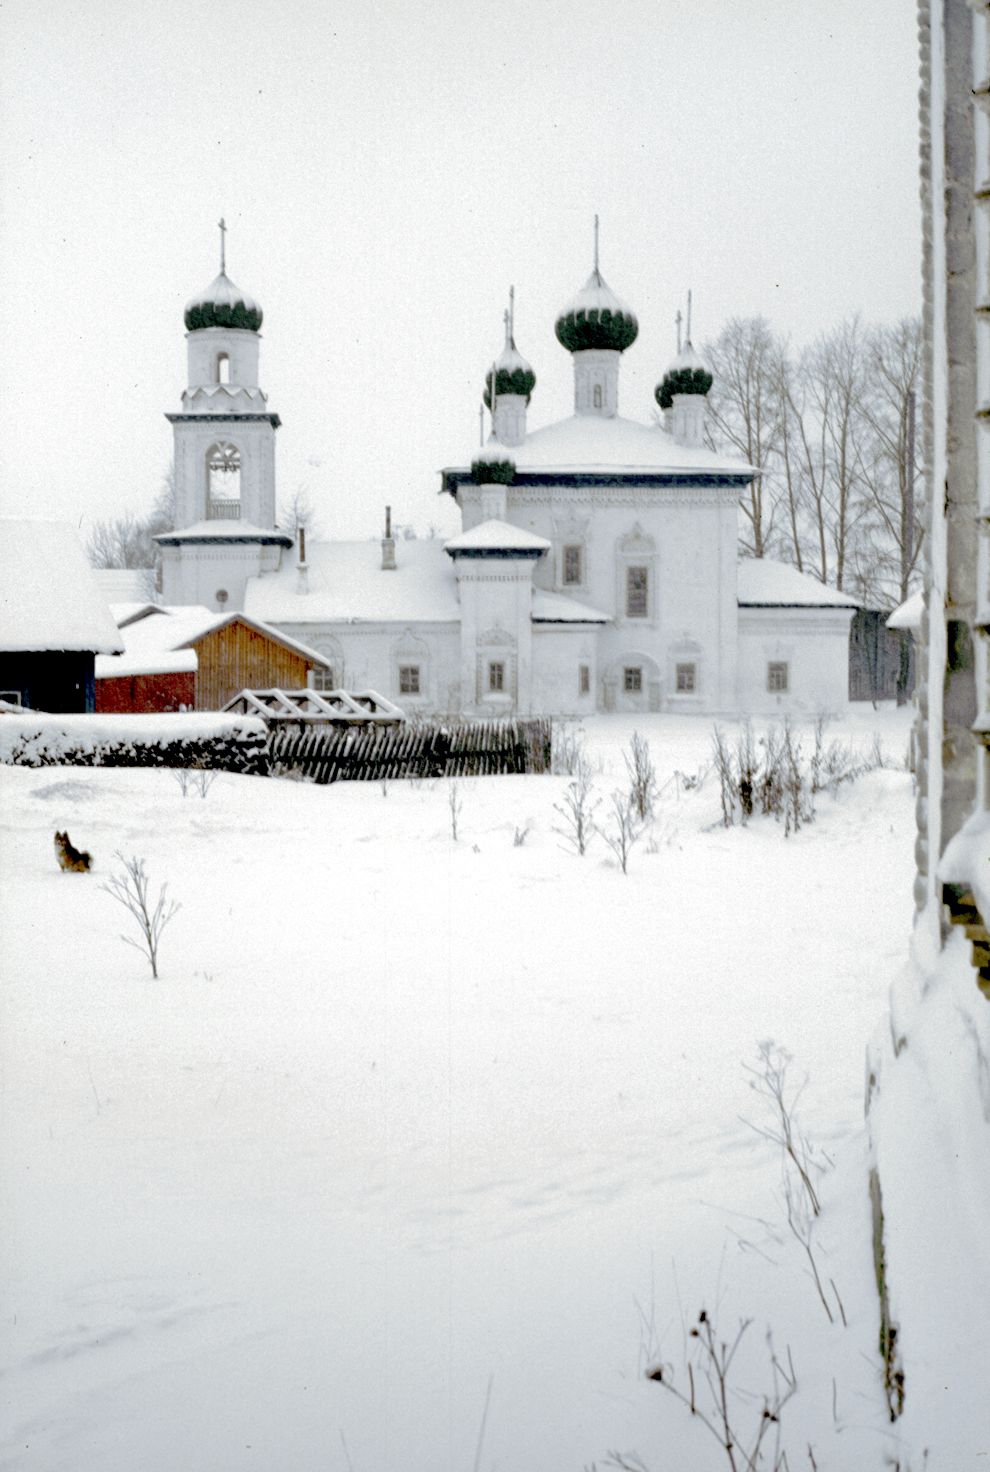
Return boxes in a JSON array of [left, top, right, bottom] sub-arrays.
[[313, 663, 339, 694], [579, 664, 590, 696], [562, 544, 583, 586], [623, 666, 643, 693], [767, 661, 789, 693], [676, 662, 697, 694], [399, 665, 421, 696], [488, 661, 505, 693], [626, 565, 649, 618]]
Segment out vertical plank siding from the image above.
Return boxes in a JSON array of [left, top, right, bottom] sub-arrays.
[[268, 718, 553, 783], [194, 625, 312, 711]]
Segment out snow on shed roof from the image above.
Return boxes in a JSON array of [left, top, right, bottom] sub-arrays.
[[532, 590, 609, 623], [886, 591, 923, 630], [95, 648, 199, 680], [245, 538, 460, 625], [736, 559, 858, 608], [444, 520, 550, 555], [116, 605, 330, 667], [0, 520, 124, 654], [446, 415, 753, 479]]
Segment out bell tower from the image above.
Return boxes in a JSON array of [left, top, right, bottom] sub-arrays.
[[157, 223, 292, 611]]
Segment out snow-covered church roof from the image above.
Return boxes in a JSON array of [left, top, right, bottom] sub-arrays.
[[737, 559, 858, 608], [444, 520, 550, 555], [245, 539, 461, 625], [445, 415, 754, 480], [0, 520, 124, 654]]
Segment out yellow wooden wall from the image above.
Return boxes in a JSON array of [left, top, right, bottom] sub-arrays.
[[193, 622, 311, 710]]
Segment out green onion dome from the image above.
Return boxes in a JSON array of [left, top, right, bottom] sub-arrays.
[[184, 270, 263, 332], [483, 339, 536, 410], [655, 341, 713, 410], [555, 268, 638, 354], [471, 436, 517, 485]]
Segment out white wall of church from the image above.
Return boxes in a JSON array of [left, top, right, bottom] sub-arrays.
[[160, 542, 283, 613], [276, 620, 462, 713], [531, 627, 599, 716], [737, 608, 854, 714], [466, 486, 740, 712]]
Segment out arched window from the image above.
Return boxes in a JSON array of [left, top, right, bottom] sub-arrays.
[[216, 353, 231, 384], [593, 385, 603, 409], [206, 442, 241, 520]]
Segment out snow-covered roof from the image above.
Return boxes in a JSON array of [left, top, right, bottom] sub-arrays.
[[444, 520, 551, 555], [93, 568, 155, 603], [95, 648, 198, 680], [736, 559, 859, 608], [0, 520, 124, 654], [532, 590, 609, 623], [886, 591, 923, 630], [154, 521, 293, 546], [184, 269, 262, 329], [110, 602, 163, 628], [113, 605, 330, 667], [245, 538, 460, 625], [446, 414, 753, 478]]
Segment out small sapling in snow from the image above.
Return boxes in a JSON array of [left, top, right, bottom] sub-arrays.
[[624, 731, 657, 822], [601, 791, 642, 874], [552, 756, 598, 856], [100, 852, 180, 979]]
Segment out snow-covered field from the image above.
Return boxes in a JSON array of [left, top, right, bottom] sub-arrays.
[[0, 708, 929, 1470]]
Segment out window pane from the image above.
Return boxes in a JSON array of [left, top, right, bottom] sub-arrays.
[[488, 661, 505, 692], [579, 664, 590, 695], [676, 662, 696, 693], [399, 665, 420, 695], [623, 666, 642, 692], [767, 661, 789, 693], [563, 545, 582, 585], [626, 565, 648, 617]]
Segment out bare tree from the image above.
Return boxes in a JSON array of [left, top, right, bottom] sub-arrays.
[[704, 317, 787, 560], [278, 483, 321, 537], [86, 461, 176, 572], [100, 853, 180, 979]]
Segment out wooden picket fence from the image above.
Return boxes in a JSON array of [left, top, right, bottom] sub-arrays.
[[267, 717, 553, 784]]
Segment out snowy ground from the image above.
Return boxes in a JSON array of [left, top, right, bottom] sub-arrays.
[[0, 707, 932, 1471]]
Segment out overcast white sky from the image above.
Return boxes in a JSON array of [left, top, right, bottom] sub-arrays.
[[0, 0, 921, 545]]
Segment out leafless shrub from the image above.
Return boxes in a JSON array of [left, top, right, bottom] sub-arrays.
[[601, 791, 642, 875], [712, 725, 738, 827], [736, 722, 757, 821], [781, 719, 812, 835], [172, 763, 218, 798], [553, 756, 599, 856], [552, 722, 586, 776], [100, 852, 180, 979], [448, 782, 462, 841], [647, 1309, 798, 1472], [624, 731, 657, 822], [513, 820, 533, 847], [743, 1041, 824, 1217]]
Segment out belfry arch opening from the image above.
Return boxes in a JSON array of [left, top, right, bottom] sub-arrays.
[[206, 441, 241, 520]]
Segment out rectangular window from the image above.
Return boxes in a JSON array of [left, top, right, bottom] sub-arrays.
[[676, 662, 696, 694], [313, 666, 337, 693], [623, 666, 643, 693], [399, 665, 421, 695], [563, 544, 583, 585], [767, 661, 789, 693], [626, 565, 649, 618], [488, 661, 505, 692], [578, 664, 590, 696]]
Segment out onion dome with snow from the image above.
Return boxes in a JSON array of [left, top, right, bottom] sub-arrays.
[[470, 435, 517, 485], [555, 267, 638, 354], [184, 270, 263, 333], [655, 340, 713, 410], [483, 339, 536, 409]]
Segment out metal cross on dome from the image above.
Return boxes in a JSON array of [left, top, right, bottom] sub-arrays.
[[218, 217, 227, 273]]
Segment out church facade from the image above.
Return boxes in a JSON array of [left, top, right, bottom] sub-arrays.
[[157, 241, 856, 717]]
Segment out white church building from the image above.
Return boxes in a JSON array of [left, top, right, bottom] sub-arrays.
[[157, 238, 856, 717]]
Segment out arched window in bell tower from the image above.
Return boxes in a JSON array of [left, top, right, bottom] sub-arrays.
[[206, 441, 241, 520], [215, 352, 231, 384], [593, 384, 603, 409]]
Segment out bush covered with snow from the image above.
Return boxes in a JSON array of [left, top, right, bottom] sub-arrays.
[[0, 710, 268, 773]]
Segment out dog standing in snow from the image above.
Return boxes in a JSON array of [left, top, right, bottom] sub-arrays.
[[54, 830, 92, 873]]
